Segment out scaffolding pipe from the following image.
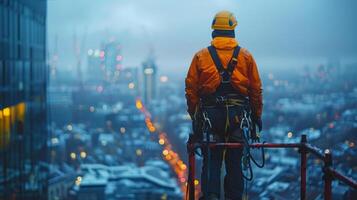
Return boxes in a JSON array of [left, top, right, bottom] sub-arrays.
[[188, 143, 196, 200], [305, 143, 325, 160], [186, 134, 357, 200], [324, 151, 333, 200], [326, 167, 357, 189], [207, 142, 301, 148], [300, 135, 307, 200]]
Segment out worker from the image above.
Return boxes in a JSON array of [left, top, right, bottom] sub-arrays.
[[185, 10, 263, 200]]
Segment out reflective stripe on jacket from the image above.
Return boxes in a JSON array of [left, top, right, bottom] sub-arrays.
[[185, 37, 263, 118]]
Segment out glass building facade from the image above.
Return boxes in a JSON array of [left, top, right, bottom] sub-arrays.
[[0, 0, 48, 199]]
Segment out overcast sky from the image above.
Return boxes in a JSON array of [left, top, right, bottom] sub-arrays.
[[48, 0, 357, 76]]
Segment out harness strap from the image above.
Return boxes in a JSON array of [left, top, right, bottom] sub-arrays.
[[207, 45, 241, 82], [207, 45, 224, 72], [227, 46, 240, 74]]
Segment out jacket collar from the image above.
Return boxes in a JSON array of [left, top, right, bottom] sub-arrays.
[[211, 37, 238, 50]]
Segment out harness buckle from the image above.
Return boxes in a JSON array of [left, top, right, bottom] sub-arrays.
[[240, 110, 251, 129], [220, 71, 231, 83], [215, 96, 227, 104]]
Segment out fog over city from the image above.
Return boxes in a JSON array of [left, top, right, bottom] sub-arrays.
[[48, 0, 357, 74]]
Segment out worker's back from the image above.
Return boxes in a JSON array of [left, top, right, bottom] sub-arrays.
[[185, 37, 262, 120], [184, 10, 263, 200]]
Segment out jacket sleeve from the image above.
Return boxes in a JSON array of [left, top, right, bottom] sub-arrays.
[[185, 54, 200, 116], [247, 53, 263, 118]]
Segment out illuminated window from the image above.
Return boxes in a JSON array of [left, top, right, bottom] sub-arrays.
[[144, 68, 154, 75]]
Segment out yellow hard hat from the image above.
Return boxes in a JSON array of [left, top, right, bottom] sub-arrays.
[[211, 11, 237, 30]]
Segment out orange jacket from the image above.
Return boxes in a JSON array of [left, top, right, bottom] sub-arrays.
[[185, 37, 263, 118]]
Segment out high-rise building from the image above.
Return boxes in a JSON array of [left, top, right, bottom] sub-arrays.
[[101, 40, 122, 83], [142, 57, 157, 104], [0, 0, 48, 199], [86, 48, 104, 83]]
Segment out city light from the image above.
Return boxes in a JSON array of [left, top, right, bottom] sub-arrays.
[[80, 151, 87, 158], [120, 127, 126, 134], [144, 68, 154, 75], [116, 55, 123, 61], [51, 137, 59, 144], [136, 149, 143, 156], [99, 50, 105, 58], [89, 106, 95, 112], [70, 152, 76, 160], [75, 176, 82, 186], [96, 85, 104, 93], [94, 49, 100, 57], [149, 126, 156, 132], [67, 124, 73, 131], [161, 193, 167, 200], [135, 100, 143, 109], [3, 108, 10, 117], [135, 98, 199, 195], [162, 149, 169, 156], [194, 179, 199, 186], [87, 49, 93, 56], [329, 123, 335, 129], [287, 131, 293, 138], [128, 82, 135, 89], [160, 75, 168, 83], [180, 164, 187, 170], [165, 155, 172, 160]]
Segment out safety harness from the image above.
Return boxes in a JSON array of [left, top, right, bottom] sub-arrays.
[[193, 45, 265, 199], [205, 45, 244, 135], [207, 45, 240, 84]]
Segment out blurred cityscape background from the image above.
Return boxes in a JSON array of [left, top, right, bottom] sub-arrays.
[[0, 0, 357, 199]]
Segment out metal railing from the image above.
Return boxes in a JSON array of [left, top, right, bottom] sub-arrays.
[[186, 134, 357, 200]]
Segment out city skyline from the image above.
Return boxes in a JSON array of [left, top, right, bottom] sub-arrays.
[[47, 0, 357, 74]]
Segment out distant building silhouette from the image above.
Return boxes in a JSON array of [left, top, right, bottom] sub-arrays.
[[142, 57, 157, 104], [102, 40, 122, 83], [0, 0, 48, 199], [86, 48, 104, 83]]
